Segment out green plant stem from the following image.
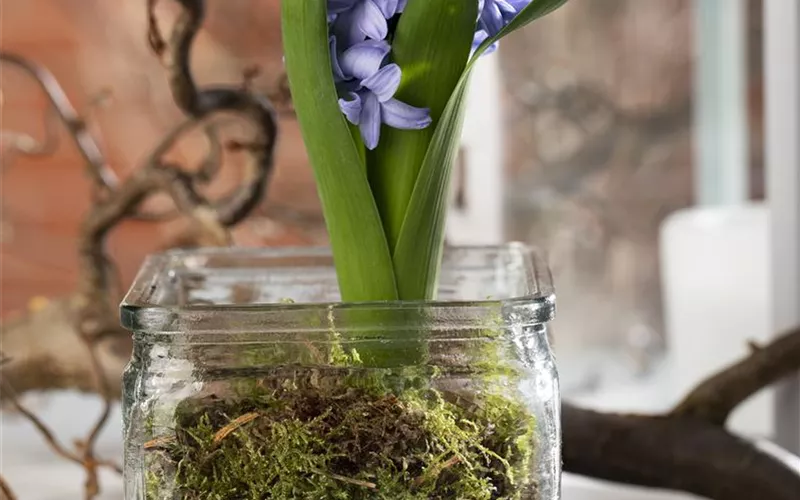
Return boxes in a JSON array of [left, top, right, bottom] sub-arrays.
[[369, 0, 478, 254], [392, 0, 570, 301], [282, 0, 397, 303]]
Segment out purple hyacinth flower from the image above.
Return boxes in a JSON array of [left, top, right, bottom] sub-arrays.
[[330, 0, 393, 47], [326, 0, 430, 148], [329, 0, 405, 22], [328, 0, 355, 22], [507, 0, 533, 10], [478, 0, 531, 37], [339, 39, 392, 80], [372, 0, 404, 18], [329, 0, 358, 13], [338, 63, 431, 150]]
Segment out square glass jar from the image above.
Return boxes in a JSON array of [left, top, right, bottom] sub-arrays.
[[120, 244, 560, 499]]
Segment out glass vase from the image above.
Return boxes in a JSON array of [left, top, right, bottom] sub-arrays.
[[120, 244, 561, 499]]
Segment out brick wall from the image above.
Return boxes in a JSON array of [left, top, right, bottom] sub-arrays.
[[1, 0, 323, 317]]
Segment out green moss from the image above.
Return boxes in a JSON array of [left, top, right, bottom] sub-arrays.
[[144, 376, 537, 499], [143, 318, 538, 499]]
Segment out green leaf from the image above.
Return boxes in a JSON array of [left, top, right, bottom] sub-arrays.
[[393, 0, 569, 300], [392, 75, 471, 300], [368, 0, 478, 250], [282, 0, 397, 302]]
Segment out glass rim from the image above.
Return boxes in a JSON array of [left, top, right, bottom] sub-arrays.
[[120, 243, 556, 335]]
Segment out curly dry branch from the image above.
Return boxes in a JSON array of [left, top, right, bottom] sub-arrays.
[[77, 0, 277, 341], [149, 0, 277, 225], [0, 53, 116, 190], [0, 52, 182, 223], [0, 0, 277, 397], [563, 326, 800, 500]]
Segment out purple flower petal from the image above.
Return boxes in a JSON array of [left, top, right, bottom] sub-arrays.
[[329, 36, 346, 81], [472, 30, 498, 56], [333, 8, 368, 47], [339, 92, 363, 125], [361, 63, 402, 102], [340, 40, 391, 80], [372, 0, 399, 18], [508, 0, 531, 12], [360, 92, 382, 150], [354, 0, 389, 41], [397, 0, 408, 13], [329, 0, 358, 14], [381, 98, 432, 130], [479, 0, 506, 37], [496, 0, 519, 19]]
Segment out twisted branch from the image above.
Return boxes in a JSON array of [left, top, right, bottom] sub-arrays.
[[0, 53, 116, 191], [0, 52, 179, 222], [149, 0, 277, 225], [77, 0, 277, 342], [1, 379, 83, 465]]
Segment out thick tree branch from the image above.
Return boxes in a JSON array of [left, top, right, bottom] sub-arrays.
[[563, 405, 800, 500], [564, 325, 800, 499], [672, 325, 800, 425]]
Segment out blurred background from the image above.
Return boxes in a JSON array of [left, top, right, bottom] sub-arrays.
[[1, 0, 798, 498]]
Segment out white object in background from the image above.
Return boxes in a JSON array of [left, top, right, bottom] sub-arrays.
[[660, 203, 774, 438], [447, 50, 504, 245], [765, 0, 800, 454]]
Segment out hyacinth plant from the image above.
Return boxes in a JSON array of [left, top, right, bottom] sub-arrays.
[[283, 0, 567, 304], [134, 3, 566, 498]]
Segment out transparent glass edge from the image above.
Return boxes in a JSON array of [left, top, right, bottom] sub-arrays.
[[120, 244, 556, 334]]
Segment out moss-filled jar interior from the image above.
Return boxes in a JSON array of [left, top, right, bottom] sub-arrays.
[[120, 244, 560, 499]]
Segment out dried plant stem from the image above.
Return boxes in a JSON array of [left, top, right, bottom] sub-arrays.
[[1, 379, 84, 465]]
